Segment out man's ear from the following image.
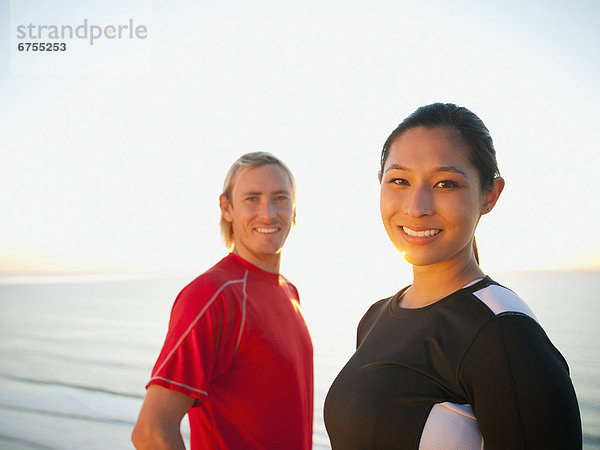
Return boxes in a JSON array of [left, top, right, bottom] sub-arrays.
[[219, 195, 233, 222], [378, 171, 382, 183], [481, 177, 505, 215]]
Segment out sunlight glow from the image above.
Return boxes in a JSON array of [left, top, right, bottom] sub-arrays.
[[290, 298, 302, 315], [1, 1, 599, 274]]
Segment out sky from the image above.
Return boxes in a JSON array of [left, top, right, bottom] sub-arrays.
[[1, 0, 599, 284]]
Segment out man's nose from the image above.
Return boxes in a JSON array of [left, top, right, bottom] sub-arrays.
[[258, 199, 276, 219]]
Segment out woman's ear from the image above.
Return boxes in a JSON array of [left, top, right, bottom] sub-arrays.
[[219, 195, 233, 222], [481, 177, 505, 215], [378, 171, 382, 183]]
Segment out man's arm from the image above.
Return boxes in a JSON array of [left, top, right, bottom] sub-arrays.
[[132, 385, 195, 450]]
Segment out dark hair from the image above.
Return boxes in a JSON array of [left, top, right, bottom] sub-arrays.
[[380, 103, 500, 191]]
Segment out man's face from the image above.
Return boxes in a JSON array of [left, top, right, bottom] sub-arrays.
[[221, 164, 295, 272]]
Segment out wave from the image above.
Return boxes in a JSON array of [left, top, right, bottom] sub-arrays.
[[584, 433, 600, 448], [0, 373, 144, 399], [0, 433, 57, 450], [0, 402, 136, 426], [0, 346, 150, 371]]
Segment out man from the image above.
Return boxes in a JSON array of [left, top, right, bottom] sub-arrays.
[[132, 152, 313, 449]]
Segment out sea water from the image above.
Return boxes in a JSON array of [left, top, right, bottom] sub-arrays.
[[0, 270, 598, 449]]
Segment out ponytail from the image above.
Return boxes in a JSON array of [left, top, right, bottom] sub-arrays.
[[473, 238, 480, 265]]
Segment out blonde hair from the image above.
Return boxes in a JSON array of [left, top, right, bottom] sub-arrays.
[[219, 152, 296, 250]]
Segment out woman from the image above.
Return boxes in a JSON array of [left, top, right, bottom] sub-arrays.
[[324, 103, 582, 449]]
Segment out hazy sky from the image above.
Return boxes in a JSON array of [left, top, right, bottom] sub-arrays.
[[1, 0, 599, 282]]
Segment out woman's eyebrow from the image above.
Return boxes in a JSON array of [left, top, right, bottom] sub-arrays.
[[436, 166, 470, 178], [383, 163, 409, 174], [384, 163, 469, 178]]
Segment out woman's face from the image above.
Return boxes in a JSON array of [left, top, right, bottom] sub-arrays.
[[379, 126, 490, 268]]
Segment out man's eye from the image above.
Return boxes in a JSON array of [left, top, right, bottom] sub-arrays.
[[435, 180, 459, 189], [274, 195, 289, 201], [246, 196, 259, 202]]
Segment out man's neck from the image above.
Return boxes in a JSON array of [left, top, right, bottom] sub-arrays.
[[232, 248, 281, 274]]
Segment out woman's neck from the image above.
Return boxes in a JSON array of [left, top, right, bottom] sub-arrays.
[[401, 257, 485, 309]]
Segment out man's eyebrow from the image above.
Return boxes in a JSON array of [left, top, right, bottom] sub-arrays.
[[241, 190, 291, 196], [384, 163, 469, 178]]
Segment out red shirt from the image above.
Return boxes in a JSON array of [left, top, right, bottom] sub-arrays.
[[148, 253, 313, 449]]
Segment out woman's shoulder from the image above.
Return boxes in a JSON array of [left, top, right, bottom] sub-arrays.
[[468, 277, 537, 322], [356, 288, 409, 343], [362, 286, 409, 320]]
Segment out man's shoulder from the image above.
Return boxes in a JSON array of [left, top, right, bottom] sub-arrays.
[[276, 273, 299, 293], [175, 256, 247, 307], [193, 255, 246, 285]]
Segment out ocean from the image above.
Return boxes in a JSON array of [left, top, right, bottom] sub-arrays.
[[0, 269, 598, 449]]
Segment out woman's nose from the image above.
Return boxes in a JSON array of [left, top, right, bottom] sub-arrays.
[[404, 186, 434, 217]]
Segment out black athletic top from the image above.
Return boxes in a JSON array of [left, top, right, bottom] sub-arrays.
[[324, 277, 582, 449]]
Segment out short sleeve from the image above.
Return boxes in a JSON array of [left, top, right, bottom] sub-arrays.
[[460, 314, 582, 448], [147, 280, 244, 401]]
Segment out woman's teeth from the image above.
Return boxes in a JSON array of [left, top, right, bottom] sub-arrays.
[[402, 227, 441, 237]]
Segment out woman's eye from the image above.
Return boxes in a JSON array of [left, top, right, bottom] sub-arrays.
[[435, 180, 459, 189], [390, 178, 409, 186]]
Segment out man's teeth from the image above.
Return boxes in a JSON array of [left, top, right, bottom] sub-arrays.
[[402, 227, 441, 237], [256, 227, 279, 234]]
